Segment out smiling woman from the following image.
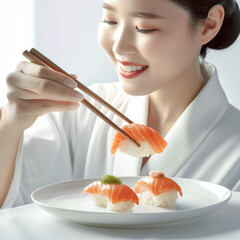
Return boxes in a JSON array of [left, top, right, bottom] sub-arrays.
[[0, 0, 240, 209]]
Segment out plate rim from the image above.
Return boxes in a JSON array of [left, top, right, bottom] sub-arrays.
[[31, 176, 232, 215]]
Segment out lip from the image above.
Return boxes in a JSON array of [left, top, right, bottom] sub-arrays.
[[118, 60, 147, 67], [118, 64, 148, 79]]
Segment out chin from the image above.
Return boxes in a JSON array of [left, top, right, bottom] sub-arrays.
[[119, 80, 152, 96]]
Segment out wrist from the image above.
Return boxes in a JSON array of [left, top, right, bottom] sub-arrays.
[[0, 104, 26, 135]]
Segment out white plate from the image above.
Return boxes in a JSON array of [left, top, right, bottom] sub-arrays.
[[31, 177, 231, 228]]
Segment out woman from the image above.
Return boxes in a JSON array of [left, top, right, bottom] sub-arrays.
[[0, 0, 240, 208]]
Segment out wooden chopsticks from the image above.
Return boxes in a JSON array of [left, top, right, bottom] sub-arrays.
[[22, 48, 140, 147]]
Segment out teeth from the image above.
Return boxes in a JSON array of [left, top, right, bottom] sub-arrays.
[[120, 64, 146, 72], [126, 66, 132, 72]]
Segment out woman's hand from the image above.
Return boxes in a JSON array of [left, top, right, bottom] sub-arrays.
[[4, 61, 84, 131]]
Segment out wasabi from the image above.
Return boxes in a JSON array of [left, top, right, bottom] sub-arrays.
[[100, 175, 122, 184]]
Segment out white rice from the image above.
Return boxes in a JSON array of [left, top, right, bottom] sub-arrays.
[[119, 140, 156, 157], [138, 190, 178, 208], [107, 201, 135, 212], [88, 194, 135, 212], [88, 194, 107, 207]]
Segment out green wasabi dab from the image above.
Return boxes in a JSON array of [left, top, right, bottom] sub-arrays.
[[100, 175, 122, 184]]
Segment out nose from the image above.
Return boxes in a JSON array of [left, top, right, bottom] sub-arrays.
[[112, 24, 136, 57]]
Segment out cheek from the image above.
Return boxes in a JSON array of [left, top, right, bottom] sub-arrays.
[[98, 25, 114, 58], [171, 28, 198, 60], [144, 25, 199, 79], [168, 23, 199, 61]]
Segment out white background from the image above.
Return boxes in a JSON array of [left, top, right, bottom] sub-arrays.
[[1, 0, 240, 110], [0, 0, 34, 106]]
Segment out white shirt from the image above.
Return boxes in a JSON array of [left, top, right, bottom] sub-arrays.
[[2, 61, 240, 209]]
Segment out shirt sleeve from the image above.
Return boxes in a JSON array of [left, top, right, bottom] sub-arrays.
[[1, 136, 24, 209], [1, 110, 79, 209]]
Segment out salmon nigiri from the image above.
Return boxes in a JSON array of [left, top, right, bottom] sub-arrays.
[[111, 123, 167, 157], [134, 170, 183, 208], [82, 175, 139, 212]]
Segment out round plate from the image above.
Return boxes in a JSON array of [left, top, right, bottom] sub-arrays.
[[31, 177, 231, 228]]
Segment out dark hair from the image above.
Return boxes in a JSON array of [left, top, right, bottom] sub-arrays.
[[170, 0, 240, 58]]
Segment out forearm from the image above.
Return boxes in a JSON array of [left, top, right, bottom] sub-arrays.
[[0, 105, 24, 208]]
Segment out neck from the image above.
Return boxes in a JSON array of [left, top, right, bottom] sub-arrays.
[[147, 60, 207, 137]]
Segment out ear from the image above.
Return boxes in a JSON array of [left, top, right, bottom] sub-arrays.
[[199, 4, 225, 45]]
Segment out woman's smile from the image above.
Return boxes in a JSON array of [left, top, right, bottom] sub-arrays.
[[118, 60, 149, 79]]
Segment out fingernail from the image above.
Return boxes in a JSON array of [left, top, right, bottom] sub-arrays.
[[71, 74, 78, 79], [64, 79, 78, 88], [71, 91, 83, 101]]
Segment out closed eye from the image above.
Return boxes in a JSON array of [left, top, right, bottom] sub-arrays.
[[101, 19, 157, 34], [101, 19, 117, 25], [136, 27, 157, 34]]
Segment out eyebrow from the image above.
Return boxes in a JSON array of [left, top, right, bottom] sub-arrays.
[[102, 2, 165, 19]]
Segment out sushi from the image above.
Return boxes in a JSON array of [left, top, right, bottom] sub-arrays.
[[134, 170, 183, 208], [82, 175, 139, 212], [111, 123, 167, 157]]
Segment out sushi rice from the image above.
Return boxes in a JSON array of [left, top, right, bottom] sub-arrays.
[[137, 190, 178, 208], [88, 194, 135, 212], [119, 140, 156, 157]]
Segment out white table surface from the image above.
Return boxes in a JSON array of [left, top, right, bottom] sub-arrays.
[[0, 191, 240, 240]]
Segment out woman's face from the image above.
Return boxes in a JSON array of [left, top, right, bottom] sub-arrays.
[[98, 0, 202, 95]]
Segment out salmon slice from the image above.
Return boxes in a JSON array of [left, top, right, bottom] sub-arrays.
[[135, 171, 183, 197], [111, 123, 168, 155], [83, 181, 139, 205]]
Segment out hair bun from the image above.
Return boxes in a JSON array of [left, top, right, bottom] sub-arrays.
[[223, 0, 236, 16]]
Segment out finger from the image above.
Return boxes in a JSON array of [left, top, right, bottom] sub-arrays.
[[7, 72, 84, 102], [16, 61, 78, 89], [16, 99, 80, 116], [6, 86, 36, 102], [30, 99, 80, 115]]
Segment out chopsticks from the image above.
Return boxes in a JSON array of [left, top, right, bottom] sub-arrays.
[[22, 48, 140, 147]]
